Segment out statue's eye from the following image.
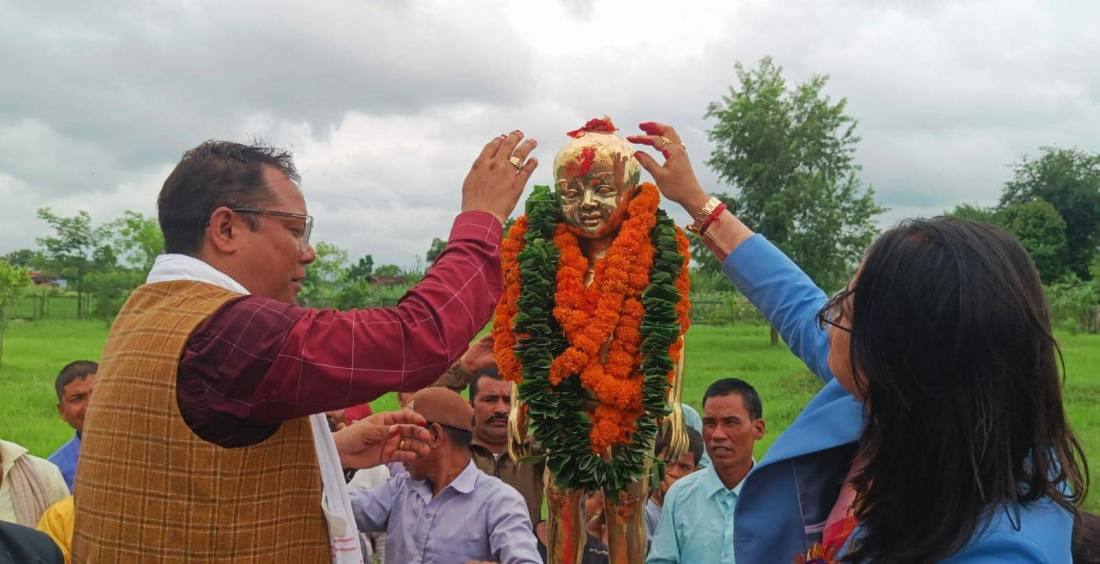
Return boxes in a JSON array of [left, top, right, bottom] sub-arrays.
[[596, 185, 615, 195]]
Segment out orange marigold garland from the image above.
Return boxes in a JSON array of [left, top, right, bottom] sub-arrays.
[[492, 216, 528, 383], [494, 183, 691, 492]]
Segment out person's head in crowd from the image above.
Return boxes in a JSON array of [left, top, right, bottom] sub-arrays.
[[403, 388, 475, 485], [468, 366, 510, 448], [701, 378, 764, 478], [655, 426, 704, 484], [817, 217, 1088, 563], [158, 141, 316, 304], [54, 361, 97, 435]]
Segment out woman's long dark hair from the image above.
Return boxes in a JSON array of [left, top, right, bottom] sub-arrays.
[[842, 217, 1088, 563]]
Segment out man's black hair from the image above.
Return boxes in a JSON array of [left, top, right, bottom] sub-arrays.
[[158, 140, 300, 255], [702, 378, 763, 420], [55, 360, 98, 401]]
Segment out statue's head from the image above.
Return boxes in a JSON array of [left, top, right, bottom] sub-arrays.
[[554, 117, 642, 239]]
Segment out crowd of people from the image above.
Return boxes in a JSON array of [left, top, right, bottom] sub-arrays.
[[1, 123, 1098, 563]]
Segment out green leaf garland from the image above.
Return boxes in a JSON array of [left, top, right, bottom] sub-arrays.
[[510, 187, 687, 494]]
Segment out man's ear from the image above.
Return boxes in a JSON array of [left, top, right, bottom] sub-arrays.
[[206, 206, 242, 254], [429, 423, 445, 448], [753, 418, 766, 441], [56, 402, 63, 416]]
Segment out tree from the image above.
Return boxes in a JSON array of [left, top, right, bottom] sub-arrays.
[[300, 241, 349, 300], [1, 249, 45, 269], [425, 238, 446, 265], [706, 57, 886, 342], [993, 200, 1068, 283], [36, 209, 103, 319], [945, 203, 996, 223], [1001, 147, 1100, 279], [347, 255, 374, 281], [0, 262, 30, 367], [373, 264, 403, 276], [104, 211, 164, 275]]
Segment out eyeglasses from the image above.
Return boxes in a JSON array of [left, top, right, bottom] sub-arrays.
[[231, 208, 314, 253], [816, 287, 853, 333]]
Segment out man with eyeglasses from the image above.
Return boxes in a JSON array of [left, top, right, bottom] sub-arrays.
[[73, 134, 539, 564]]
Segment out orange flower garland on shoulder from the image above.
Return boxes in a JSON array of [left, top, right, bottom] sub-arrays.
[[492, 216, 528, 383], [495, 183, 692, 453]]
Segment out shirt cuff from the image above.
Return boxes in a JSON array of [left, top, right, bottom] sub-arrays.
[[450, 211, 503, 244]]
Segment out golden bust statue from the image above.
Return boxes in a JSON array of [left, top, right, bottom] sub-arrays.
[[497, 117, 690, 564]]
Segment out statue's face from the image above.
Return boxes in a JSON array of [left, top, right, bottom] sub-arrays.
[[556, 150, 636, 239]]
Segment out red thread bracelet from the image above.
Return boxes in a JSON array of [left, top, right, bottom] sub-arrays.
[[699, 202, 727, 237]]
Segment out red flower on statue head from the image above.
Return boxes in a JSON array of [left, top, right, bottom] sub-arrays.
[[566, 116, 619, 138]]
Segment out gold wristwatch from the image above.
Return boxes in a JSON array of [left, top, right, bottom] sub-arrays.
[[686, 196, 723, 234]]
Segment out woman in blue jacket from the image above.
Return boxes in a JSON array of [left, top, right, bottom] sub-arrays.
[[628, 122, 1088, 563]]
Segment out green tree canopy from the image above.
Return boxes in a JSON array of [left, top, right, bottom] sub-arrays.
[[425, 238, 446, 265], [347, 255, 374, 281], [104, 211, 164, 275], [36, 208, 104, 319], [705, 56, 886, 292], [1, 249, 45, 269], [945, 203, 996, 223], [373, 264, 403, 276], [300, 241, 349, 299], [0, 262, 30, 367], [993, 200, 1068, 283], [1001, 147, 1100, 279]]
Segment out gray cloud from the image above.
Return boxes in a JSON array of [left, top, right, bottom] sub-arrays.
[[2, 0, 1097, 266]]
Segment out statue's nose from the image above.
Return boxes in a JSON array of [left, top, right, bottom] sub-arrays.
[[581, 189, 598, 208]]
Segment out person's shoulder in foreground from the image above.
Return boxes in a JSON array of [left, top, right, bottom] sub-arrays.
[[929, 497, 1074, 563], [0, 521, 64, 564]]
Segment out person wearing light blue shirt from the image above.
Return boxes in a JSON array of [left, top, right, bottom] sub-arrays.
[[47, 361, 97, 492], [647, 379, 765, 564], [629, 121, 1083, 563]]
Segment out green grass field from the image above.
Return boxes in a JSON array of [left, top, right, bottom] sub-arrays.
[[2, 319, 1097, 511]]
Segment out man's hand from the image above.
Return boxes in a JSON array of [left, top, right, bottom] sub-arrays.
[[652, 472, 676, 507], [459, 334, 495, 374], [462, 131, 539, 225], [627, 122, 710, 217], [333, 410, 432, 469]]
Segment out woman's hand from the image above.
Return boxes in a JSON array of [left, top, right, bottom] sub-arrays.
[[333, 410, 432, 469], [627, 122, 711, 216]]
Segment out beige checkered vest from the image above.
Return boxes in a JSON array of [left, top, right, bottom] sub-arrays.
[[73, 281, 329, 564]]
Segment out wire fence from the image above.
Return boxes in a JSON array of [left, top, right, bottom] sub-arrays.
[[4, 289, 96, 320]]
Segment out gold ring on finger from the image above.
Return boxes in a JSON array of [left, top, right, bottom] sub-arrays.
[[659, 136, 673, 148], [508, 156, 523, 170], [398, 439, 406, 450]]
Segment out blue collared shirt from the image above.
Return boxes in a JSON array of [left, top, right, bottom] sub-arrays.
[[47, 433, 81, 492], [646, 464, 742, 564], [349, 459, 541, 564]]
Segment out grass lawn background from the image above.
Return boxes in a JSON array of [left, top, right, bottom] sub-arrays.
[[2, 319, 1096, 512]]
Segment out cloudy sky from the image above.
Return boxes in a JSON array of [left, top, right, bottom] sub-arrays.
[[3, 0, 1097, 267]]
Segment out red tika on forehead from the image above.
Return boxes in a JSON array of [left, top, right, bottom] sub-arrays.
[[577, 146, 597, 177], [566, 116, 618, 138]]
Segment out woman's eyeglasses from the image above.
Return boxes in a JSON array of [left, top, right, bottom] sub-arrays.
[[816, 287, 853, 333]]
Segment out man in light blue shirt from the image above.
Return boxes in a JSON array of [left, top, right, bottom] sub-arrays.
[[646, 378, 765, 564], [47, 361, 97, 492], [349, 387, 540, 564]]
